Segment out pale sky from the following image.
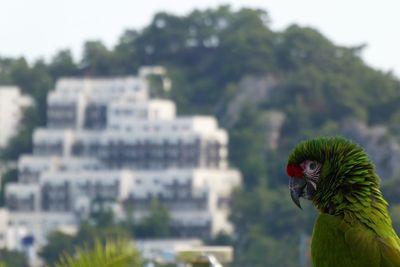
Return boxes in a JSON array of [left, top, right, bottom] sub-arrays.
[[1, 0, 399, 77]]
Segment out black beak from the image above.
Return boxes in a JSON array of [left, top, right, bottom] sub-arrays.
[[289, 177, 307, 209]]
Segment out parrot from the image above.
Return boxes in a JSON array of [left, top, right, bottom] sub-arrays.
[[286, 136, 400, 267]]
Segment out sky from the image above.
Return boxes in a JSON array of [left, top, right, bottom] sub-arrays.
[[1, 0, 399, 77]]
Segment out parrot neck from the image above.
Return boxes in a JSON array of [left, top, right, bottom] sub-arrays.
[[329, 177, 394, 236]]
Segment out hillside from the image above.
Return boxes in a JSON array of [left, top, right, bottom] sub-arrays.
[[1, 5, 400, 267]]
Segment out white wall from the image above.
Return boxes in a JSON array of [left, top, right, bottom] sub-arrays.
[[0, 87, 32, 147], [8, 212, 77, 248]]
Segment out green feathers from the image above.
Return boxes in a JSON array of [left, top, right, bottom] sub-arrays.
[[288, 136, 400, 267], [311, 214, 400, 267]]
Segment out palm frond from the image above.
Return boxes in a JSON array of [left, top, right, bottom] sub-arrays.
[[54, 239, 141, 267]]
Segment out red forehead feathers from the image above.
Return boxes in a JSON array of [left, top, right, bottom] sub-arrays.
[[286, 163, 303, 178]]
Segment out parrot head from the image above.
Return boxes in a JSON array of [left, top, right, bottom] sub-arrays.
[[286, 136, 376, 212]]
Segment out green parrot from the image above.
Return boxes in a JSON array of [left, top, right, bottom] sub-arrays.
[[286, 136, 400, 267]]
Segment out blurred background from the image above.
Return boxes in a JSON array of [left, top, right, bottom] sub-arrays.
[[1, 1, 400, 267]]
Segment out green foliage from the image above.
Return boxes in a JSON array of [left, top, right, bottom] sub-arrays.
[[0, 168, 18, 206], [0, 249, 28, 267], [80, 41, 116, 75], [39, 224, 130, 266], [39, 232, 75, 266], [231, 183, 316, 239], [0, 106, 41, 160], [41, 200, 170, 265], [230, 183, 315, 267], [133, 199, 171, 238], [207, 231, 234, 246], [49, 50, 79, 77], [89, 198, 116, 228], [381, 176, 400, 206], [389, 204, 400, 234], [229, 105, 267, 187], [234, 233, 299, 267], [11, 60, 54, 123], [54, 239, 141, 267], [382, 176, 400, 232]]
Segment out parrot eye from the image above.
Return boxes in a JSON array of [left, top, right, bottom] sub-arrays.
[[309, 162, 317, 170], [302, 160, 321, 175]]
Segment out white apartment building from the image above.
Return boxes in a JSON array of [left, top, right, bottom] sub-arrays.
[[33, 116, 228, 169], [5, 67, 242, 248], [125, 168, 241, 236], [47, 76, 148, 130], [0, 87, 33, 147]]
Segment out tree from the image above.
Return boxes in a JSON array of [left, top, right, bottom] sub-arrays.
[[0, 106, 41, 160], [389, 204, 400, 234], [229, 105, 267, 187], [230, 183, 316, 267], [39, 231, 75, 266], [80, 41, 115, 75], [89, 198, 115, 228], [113, 30, 140, 75], [207, 231, 234, 246], [134, 199, 171, 238], [10, 59, 53, 124], [234, 233, 300, 267], [74, 223, 130, 250], [49, 50, 78, 78], [0, 249, 28, 267], [0, 168, 18, 206]]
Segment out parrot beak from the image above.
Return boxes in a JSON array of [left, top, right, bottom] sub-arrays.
[[289, 177, 307, 209]]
